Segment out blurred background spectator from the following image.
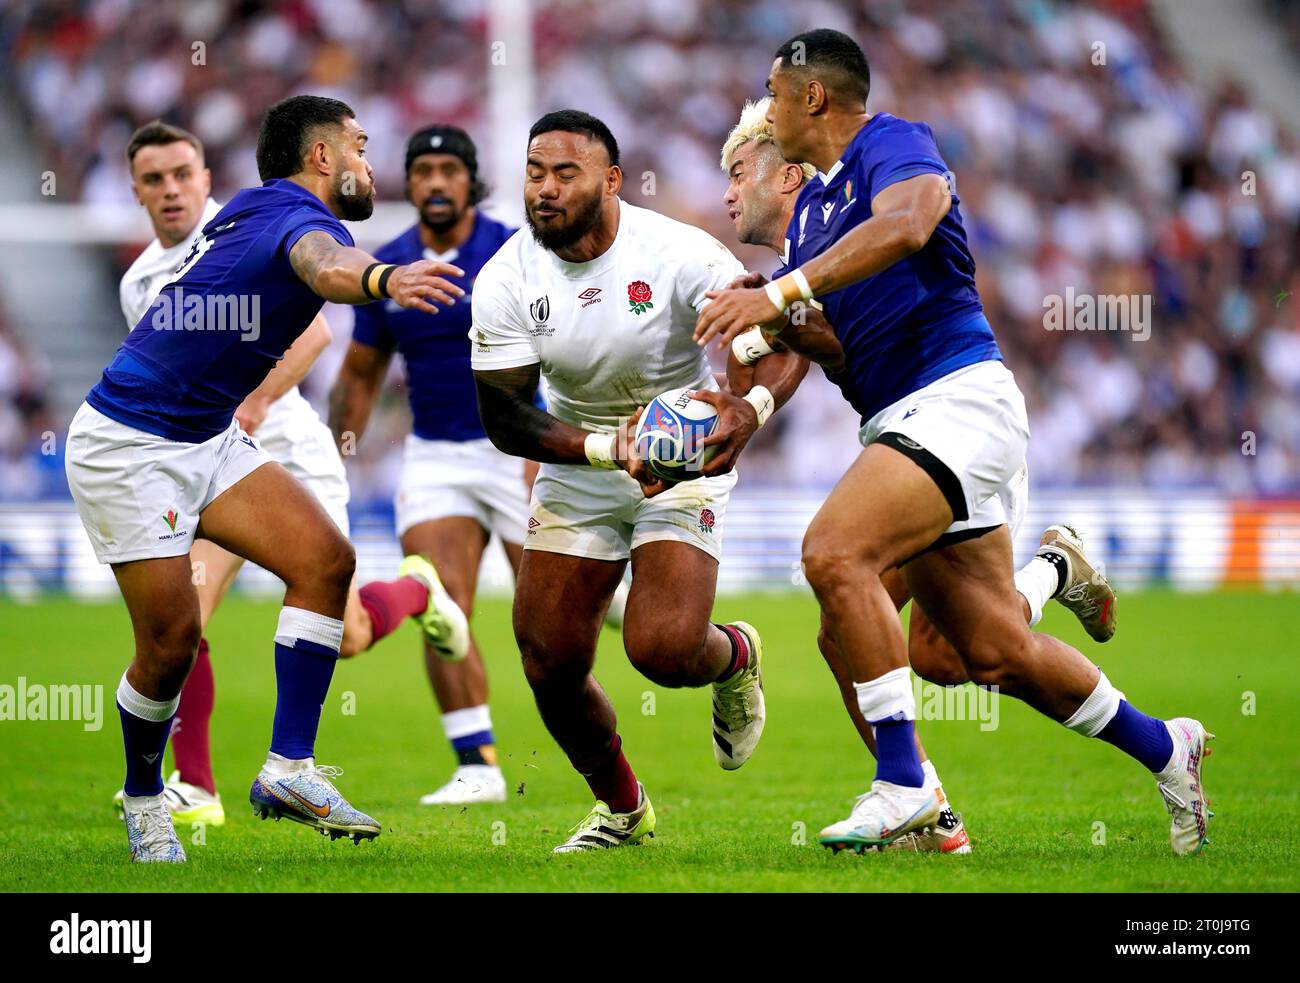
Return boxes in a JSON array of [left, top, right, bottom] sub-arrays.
[[0, 0, 1296, 505]]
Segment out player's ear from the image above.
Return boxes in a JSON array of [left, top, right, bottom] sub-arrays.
[[606, 164, 623, 196], [807, 79, 828, 115], [781, 163, 803, 193], [199, 167, 212, 196]]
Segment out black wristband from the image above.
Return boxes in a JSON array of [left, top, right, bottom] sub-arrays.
[[376, 264, 395, 299], [360, 262, 382, 300]]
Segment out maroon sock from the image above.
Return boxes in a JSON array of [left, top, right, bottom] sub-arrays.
[[571, 735, 640, 814], [171, 637, 216, 795], [715, 623, 750, 682], [357, 575, 430, 646]]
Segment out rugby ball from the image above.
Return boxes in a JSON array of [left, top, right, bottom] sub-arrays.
[[633, 387, 719, 483]]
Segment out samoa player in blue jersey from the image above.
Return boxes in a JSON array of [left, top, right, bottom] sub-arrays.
[[65, 95, 467, 863], [328, 126, 529, 807], [697, 31, 1211, 857]]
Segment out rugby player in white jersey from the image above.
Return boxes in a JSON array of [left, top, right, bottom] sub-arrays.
[[718, 99, 1120, 853], [470, 111, 769, 853], [109, 120, 464, 828]]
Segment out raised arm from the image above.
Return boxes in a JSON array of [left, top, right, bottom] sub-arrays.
[[694, 172, 951, 348], [328, 338, 393, 453], [288, 230, 466, 313]]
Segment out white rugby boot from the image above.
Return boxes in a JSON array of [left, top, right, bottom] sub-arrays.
[[1156, 717, 1214, 856], [122, 792, 187, 863], [819, 780, 942, 853], [419, 764, 508, 805], [711, 621, 766, 770]]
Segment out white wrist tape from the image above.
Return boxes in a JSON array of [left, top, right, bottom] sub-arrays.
[[584, 432, 618, 470], [764, 268, 814, 314], [743, 385, 775, 428], [732, 327, 775, 365]]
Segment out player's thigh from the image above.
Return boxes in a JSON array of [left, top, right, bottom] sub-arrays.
[[196, 461, 354, 590], [400, 516, 490, 612], [802, 443, 954, 586], [190, 537, 244, 629], [513, 548, 626, 684], [903, 525, 1027, 675], [111, 555, 203, 674], [623, 539, 718, 658]]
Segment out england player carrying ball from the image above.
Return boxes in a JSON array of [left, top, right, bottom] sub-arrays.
[[697, 31, 1212, 856], [67, 96, 467, 863], [717, 98, 1122, 854], [469, 110, 770, 853]]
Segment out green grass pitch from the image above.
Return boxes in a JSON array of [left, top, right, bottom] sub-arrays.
[[1, 591, 1296, 892]]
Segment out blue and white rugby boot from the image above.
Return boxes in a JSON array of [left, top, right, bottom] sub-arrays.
[[250, 762, 381, 843], [122, 792, 187, 863], [819, 780, 942, 853]]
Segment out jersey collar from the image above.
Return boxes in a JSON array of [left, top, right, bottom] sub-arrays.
[[548, 198, 624, 279]]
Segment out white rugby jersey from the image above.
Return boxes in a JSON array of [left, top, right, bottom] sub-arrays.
[[469, 199, 745, 432], [118, 197, 223, 327]]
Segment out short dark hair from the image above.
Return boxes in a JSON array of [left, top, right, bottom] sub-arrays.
[[775, 29, 871, 106], [528, 109, 619, 167], [127, 120, 204, 167], [255, 95, 356, 181]]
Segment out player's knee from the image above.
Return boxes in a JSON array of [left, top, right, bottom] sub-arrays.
[[622, 617, 707, 688], [516, 629, 588, 691], [321, 535, 356, 588], [802, 539, 877, 602], [138, 617, 201, 683]]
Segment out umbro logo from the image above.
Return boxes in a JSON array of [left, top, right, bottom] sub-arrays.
[[578, 287, 602, 308]]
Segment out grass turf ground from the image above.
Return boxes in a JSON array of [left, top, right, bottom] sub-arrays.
[[1, 591, 1296, 892]]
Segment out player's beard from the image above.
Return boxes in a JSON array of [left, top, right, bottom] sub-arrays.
[[525, 193, 603, 252], [336, 175, 375, 221]]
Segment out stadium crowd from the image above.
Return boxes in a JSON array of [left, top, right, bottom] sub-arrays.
[[2, 0, 1297, 500]]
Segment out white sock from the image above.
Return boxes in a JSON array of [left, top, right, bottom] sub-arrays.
[[921, 759, 942, 794], [263, 751, 314, 776], [1014, 556, 1059, 628], [441, 704, 493, 742], [116, 672, 180, 722], [1062, 670, 1126, 737]]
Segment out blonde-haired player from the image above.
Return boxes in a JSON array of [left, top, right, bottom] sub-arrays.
[[718, 97, 1119, 854]]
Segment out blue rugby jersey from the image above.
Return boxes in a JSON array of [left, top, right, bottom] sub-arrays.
[[782, 112, 1002, 422], [87, 179, 352, 442], [352, 212, 540, 441]]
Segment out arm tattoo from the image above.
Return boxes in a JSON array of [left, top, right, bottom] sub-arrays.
[[289, 230, 342, 288], [473, 364, 586, 464]]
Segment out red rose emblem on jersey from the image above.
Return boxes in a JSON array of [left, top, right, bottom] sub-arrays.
[[698, 507, 716, 534], [627, 280, 654, 315]]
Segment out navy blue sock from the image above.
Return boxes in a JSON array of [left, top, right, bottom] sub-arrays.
[[452, 729, 495, 766], [118, 701, 175, 797], [1098, 701, 1174, 772], [872, 718, 926, 787], [270, 638, 338, 760]]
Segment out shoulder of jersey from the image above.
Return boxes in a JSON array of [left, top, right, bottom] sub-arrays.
[[619, 200, 734, 257]]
